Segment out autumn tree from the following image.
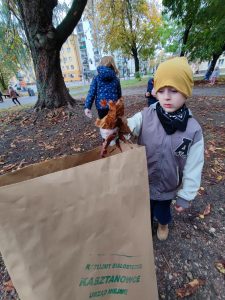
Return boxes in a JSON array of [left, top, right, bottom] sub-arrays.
[[6, 0, 87, 110], [96, 0, 161, 74]]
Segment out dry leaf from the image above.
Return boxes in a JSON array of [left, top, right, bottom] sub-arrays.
[[176, 279, 205, 298], [72, 147, 81, 152], [198, 186, 205, 196], [199, 204, 211, 219], [17, 159, 26, 170], [3, 279, 14, 292], [215, 262, 225, 274]]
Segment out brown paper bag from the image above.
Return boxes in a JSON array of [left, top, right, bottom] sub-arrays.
[[0, 145, 158, 300]]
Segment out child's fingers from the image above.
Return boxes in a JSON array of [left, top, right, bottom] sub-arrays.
[[175, 205, 185, 213]]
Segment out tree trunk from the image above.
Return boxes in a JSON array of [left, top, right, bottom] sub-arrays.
[[34, 48, 74, 109], [132, 47, 139, 73], [204, 54, 220, 80], [16, 0, 87, 110], [0, 72, 8, 91], [204, 43, 225, 80], [180, 24, 192, 57]]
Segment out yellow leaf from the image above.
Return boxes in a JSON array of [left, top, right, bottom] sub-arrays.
[[215, 262, 225, 274], [217, 175, 223, 181]]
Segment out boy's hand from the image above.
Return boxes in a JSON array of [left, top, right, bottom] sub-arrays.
[[174, 205, 186, 213], [145, 92, 150, 97], [84, 108, 92, 119], [151, 88, 156, 97]]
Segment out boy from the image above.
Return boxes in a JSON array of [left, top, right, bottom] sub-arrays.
[[127, 57, 204, 240], [101, 57, 204, 241]]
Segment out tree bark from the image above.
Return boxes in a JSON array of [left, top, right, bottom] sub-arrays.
[[204, 43, 225, 80], [16, 0, 87, 110], [204, 54, 220, 80], [34, 48, 72, 109], [180, 24, 192, 57], [131, 47, 139, 73], [0, 72, 8, 90]]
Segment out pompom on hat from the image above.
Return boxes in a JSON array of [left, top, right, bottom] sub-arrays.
[[154, 57, 194, 97]]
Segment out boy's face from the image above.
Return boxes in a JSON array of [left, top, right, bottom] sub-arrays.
[[156, 86, 187, 113]]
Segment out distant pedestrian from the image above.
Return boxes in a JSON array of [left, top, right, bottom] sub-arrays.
[[145, 77, 158, 106], [210, 67, 220, 85], [0, 90, 3, 103], [8, 87, 21, 105]]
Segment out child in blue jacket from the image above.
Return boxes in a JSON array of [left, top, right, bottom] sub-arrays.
[[145, 77, 158, 106], [84, 56, 122, 119]]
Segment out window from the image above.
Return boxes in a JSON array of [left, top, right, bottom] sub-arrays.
[[71, 65, 74, 70], [66, 66, 69, 70], [67, 47, 71, 52], [63, 57, 67, 63], [219, 59, 224, 66]]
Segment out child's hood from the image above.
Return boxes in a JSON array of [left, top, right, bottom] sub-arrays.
[[97, 66, 117, 81]]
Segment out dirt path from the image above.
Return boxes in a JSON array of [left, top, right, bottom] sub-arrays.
[[0, 86, 225, 299]]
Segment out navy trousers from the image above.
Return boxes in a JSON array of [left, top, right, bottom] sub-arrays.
[[150, 199, 172, 226]]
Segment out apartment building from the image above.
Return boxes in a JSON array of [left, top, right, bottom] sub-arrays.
[[60, 34, 82, 82]]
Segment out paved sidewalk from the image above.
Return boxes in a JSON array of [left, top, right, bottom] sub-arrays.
[[0, 86, 224, 110]]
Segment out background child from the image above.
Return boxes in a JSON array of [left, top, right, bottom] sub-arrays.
[[102, 57, 204, 241], [84, 56, 121, 119], [145, 77, 158, 106], [210, 67, 220, 85], [8, 87, 21, 106]]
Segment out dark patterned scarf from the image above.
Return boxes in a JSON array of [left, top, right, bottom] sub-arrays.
[[156, 102, 191, 135]]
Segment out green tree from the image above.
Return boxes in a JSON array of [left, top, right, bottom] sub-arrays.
[[186, 0, 225, 79], [163, 0, 225, 78], [158, 15, 181, 55], [163, 0, 202, 56], [0, 3, 28, 90], [6, 0, 87, 110], [96, 0, 161, 74]]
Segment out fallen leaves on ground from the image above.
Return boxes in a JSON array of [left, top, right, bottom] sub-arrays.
[[176, 279, 205, 298], [3, 279, 15, 292], [0, 91, 225, 300], [199, 204, 211, 219]]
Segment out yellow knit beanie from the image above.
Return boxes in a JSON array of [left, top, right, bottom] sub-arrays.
[[154, 57, 194, 97]]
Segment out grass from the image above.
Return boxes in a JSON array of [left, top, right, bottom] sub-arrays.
[[68, 76, 149, 96], [0, 104, 32, 114]]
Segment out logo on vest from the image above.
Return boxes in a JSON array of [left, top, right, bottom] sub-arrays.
[[175, 138, 192, 157]]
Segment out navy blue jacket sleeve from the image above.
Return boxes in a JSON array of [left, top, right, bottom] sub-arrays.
[[84, 77, 97, 109], [147, 79, 154, 93]]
